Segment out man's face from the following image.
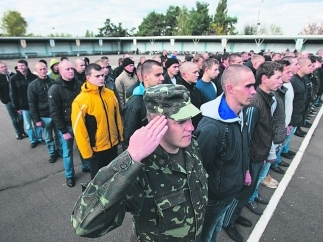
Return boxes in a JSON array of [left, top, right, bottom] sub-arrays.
[[242, 53, 249, 61], [17, 63, 28, 74], [35, 63, 48, 79], [281, 65, 293, 83], [272, 54, 281, 61], [290, 59, 300, 74], [206, 64, 219, 79], [53, 63, 59, 72], [0, 63, 8, 75], [232, 71, 256, 106], [75, 61, 86, 73], [144, 65, 164, 87], [161, 118, 194, 153], [196, 58, 204, 69], [264, 70, 283, 91], [299, 59, 313, 76], [104, 59, 109, 66], [168, 63, 179, 76], [59, 61, 74, 81], [140, 57, 146, 64], [254, 59, 265, 69], [184, 64, 199, 84], [99, 63, 109, 76], [230, 57, 243, 65], [124, 64, 134, 73], [87, 69, 105, 87]]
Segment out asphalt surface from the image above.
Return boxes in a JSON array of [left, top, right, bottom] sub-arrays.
[[1, 56, 323, 241]]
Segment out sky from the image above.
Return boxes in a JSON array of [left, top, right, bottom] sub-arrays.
[[0, 0, 322, 36]]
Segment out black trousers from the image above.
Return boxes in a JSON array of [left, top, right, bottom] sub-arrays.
[[224, 161, 264, 227], [89, 145, 118, 179]]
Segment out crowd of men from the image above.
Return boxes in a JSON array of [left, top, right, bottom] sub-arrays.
[[0, 48, 323, 241]]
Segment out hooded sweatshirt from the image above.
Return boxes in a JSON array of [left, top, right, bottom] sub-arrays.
[[194, 94, 249, 200], [49, 59, 60, 81]]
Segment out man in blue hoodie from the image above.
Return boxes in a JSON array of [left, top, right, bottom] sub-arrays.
[[195, 65, 256, 242], [122, 60, 164, 150]]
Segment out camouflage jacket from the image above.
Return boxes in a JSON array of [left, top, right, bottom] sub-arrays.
[[71, 139, 208, 242]]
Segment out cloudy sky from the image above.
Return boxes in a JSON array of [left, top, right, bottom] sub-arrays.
[[0, 0, 322, 36]]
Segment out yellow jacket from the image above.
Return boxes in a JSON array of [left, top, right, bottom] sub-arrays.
[[72, 81, 123, 159]]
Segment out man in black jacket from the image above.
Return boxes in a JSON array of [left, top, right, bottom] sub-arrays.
[[48, 60, 90, 187], [122, 60, 164, 150], [9, 60, 42, 148], [74, 58, 86, 83], [195, 65, 256, 242], [28, 62, 60, 163], [163, 58, 182, 85], [0, 61, 26, 139]]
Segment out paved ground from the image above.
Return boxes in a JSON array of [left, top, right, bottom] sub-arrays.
[[1, 56, 323, 241]]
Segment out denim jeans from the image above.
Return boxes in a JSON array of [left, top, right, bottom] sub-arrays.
[[272, 143, 282, 168], [59, 126, 89, 178], [52, 122, 62, 156], [40, 117, 56, 155], [5, 102, 24, 135], [198, 197, 234, 242], [281, 126, 297, 154], [22, 110, 42, 143], [249, 161, 271, 202]]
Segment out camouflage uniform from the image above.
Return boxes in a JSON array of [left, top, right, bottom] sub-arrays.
[[71, 84, 208, 241]]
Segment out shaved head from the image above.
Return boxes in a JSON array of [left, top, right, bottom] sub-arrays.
[[222, 65, 253, 92], [180, 61, 198, 74], [298, 57, 311, 67]]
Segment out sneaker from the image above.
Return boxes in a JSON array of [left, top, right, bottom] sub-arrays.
[[16, 134, 23, 140], [66, 178, 75, 187], [48, 155, 57, 163], [30, 142, 37, 148], [223, 225, 244, 242], [246, 201, 263, 215]]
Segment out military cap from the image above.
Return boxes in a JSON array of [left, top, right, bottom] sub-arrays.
[[143, 84, 201, 121]]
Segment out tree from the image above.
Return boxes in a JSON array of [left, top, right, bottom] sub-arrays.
[[85, 30, 90, 37], [269, 24, 283, 35], [243, 24, 257, 35], [176, 6, 192, 35], [189, 2, 212, 35], [299, 22, 323, 35], [137, 11, 165, 36], [211, 0, 237, 35], [97, 18, 127, 37], [1, 10, 28, 36], [164, 5, 180, 35]]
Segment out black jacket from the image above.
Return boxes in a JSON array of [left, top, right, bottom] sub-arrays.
[[48, 77, 82, 133], [245, 87, 275, 162], [74, 69, 86, 83], [244, 60, 256, 77], [273, 87, 287, 144], [28, 76, 55, 121], [181, 80, 203, 129], [163, 73, 182, 85], [290, 74, 306, 126], [9, 69, 38, 110], [0, 72, 14, 104], [122, 95, 147, 151]]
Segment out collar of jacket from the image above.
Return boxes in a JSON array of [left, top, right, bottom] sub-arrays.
[[82, 81, 104, 93], [181, 79, 196, 90], [256, 86, 275, 107]]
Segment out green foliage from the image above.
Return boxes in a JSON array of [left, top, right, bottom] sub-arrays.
[[176, 6, 191, 35], [243, 24, 257, 35], [85, 30, 90, 37], [211, 0, 237, 35], [1, 10, 28, 36], [97, 18, 127, 37], [136, 11, 166, 36], [189, 2, 212, 35], [164, 6, 180, 36]]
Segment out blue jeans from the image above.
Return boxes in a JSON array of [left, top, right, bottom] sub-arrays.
[[249, 161, 271, 202], [5, 102, 24, 135], [198, 197, 233, 242], [272, 143, 282, 168], [281, 126, 297, 154], [40, 117, 56, 156], [59, 126, 89, 178], [22, 110, 42, 143]]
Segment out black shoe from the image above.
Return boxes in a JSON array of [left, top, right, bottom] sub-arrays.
[[16, 134, 23, 140], [48, 155, 57, 163], [235, 216, 252, 227], [246, 202, 263, 215], [82, 168, 90, 173], [281, 152, 294, 159], [255, 195, 269, 205], [66, 178, 75, 187], [302, 121, 312, 128], [294, 130, 305, 137], [22, 132, 28, 138], [270, 166, 285, 174], [38, 140, 46, 145], [297, 128, 307, 135], [279, 160, 290, 167], [30, 142, 37, 148], [224, 225, 244, 242], [288, 150, 296, 156]]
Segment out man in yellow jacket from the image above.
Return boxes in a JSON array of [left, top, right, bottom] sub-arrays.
[[72, 63, 123, 179]]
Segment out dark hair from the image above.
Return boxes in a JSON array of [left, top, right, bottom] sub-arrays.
[[255, 61, 283, 86], [101, 56, 109, 60], [202, 58, 219, 72], [39, 59, 47, 66], [83, 57, 90, 65], [60, 56, 68, 61], [141, 60, 162, 75], [17, 59, 28, 66], [85, 63, 102, 76], [185, 55, 193, 62], [275, 60, 290, 67], [229, 53, 241, 63]]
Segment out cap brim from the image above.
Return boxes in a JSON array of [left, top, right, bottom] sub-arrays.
[[170, 103, 201, 121]]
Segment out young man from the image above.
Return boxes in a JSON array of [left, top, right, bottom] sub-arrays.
[[163, 58, 181, 85], [122, 60, 164, 150], [196, 58, 220, 103], [71, 63, 123, 179], [71, 84, 208, 241], [48, 60, 90, 187], [195, 65, 256, 242]]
